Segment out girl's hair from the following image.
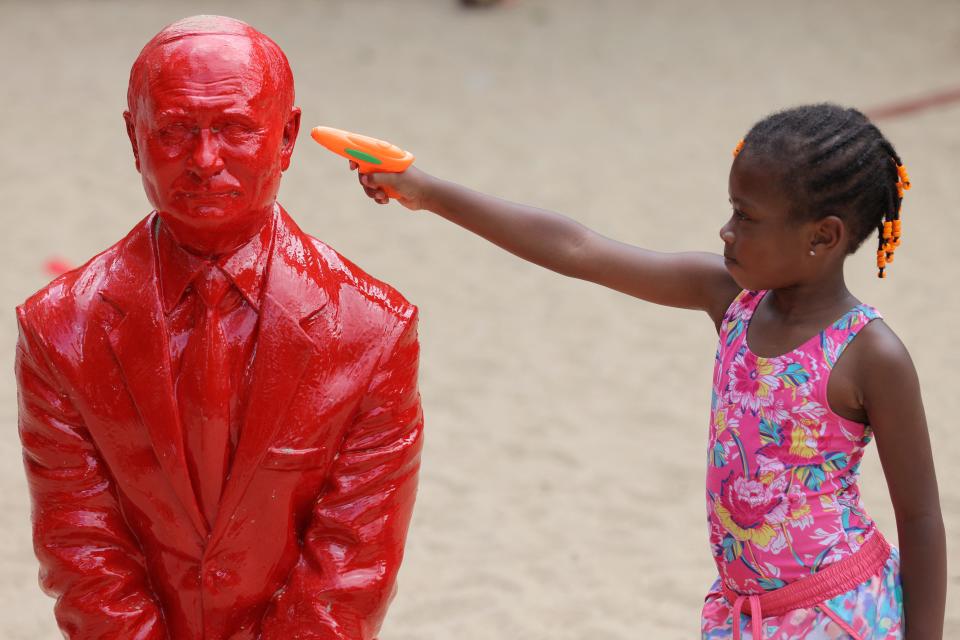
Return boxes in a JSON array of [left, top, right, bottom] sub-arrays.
[[738, 104, 909, 277]]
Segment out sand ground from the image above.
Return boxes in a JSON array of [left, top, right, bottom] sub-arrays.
[[0, 1, 957, 638]]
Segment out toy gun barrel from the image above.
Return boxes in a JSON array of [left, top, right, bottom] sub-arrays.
[[311, 126, 414, 200]]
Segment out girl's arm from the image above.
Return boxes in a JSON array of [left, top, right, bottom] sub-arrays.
[[356, 166, 741, 327], [855, 322, 946, 639]]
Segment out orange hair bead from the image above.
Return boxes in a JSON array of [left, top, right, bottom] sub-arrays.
[[879, 163, 909, 279], [882, 221, 893, 240], [733, 139, 745, 157], [897, 164, 911, 190]]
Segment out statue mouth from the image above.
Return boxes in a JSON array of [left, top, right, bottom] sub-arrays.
[[179, 190, 241, 200]]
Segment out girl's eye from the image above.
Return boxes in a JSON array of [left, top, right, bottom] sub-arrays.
[[733, 209, 749, 221]]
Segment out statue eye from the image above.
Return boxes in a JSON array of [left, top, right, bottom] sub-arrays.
[[158, 123, 193, 142], [217, 122, 255, 142]]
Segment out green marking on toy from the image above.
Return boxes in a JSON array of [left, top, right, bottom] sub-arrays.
[[345, 148, 382, 165]]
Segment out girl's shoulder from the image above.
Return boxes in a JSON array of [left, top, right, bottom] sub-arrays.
[[821, 301, 882, 359], [830, 313, 917, 412], [843, 315, 912, 372], [821, 305, 913, 424]]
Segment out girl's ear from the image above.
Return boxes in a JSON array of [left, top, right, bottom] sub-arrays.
[[811, 215, 846, 253]]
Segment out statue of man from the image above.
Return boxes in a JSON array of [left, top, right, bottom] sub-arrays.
[[15, 15, 423, 640]]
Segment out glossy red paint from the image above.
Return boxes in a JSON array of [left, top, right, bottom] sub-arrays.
[[16, 16, 422, 640], [42, 257, 73, 276], [124, 16, 299, 257]]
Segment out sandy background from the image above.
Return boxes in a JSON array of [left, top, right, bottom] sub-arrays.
[[1, 1, 957, 638]]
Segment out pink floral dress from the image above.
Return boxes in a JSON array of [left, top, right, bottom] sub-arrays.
[[701, 290, 903, 639]]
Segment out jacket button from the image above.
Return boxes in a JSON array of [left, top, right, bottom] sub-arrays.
[[204, 566, 237, 587]]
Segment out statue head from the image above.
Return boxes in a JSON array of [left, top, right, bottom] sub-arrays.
[[124, 16, 301, 255]]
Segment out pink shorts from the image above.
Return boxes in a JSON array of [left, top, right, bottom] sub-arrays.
[[701, 547, 902, 639]]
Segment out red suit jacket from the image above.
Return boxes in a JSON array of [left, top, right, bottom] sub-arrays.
[[15, 207, 423, 639]]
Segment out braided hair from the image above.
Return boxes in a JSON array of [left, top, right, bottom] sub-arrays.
[[734, 104, 910, 277]]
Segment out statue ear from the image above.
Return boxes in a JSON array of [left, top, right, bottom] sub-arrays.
[[280, 108, 301, 172], [123, 111, 141, 173]]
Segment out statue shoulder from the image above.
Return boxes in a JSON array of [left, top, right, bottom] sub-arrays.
[[17, 216, 152, 340], [307, 235, 417, 325]]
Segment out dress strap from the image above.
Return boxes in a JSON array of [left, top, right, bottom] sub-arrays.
[[821, 304, 882, 370], [718, 290, 762, 348]]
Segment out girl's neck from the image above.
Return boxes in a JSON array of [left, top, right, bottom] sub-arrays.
[[764, 270, 856, 325]]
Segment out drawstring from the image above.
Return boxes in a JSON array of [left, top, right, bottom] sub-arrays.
[[731, 594, 763, 640], [721, 534, 891, 639]]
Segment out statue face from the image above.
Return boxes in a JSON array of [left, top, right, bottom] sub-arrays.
[[125, 34, 299, 253]]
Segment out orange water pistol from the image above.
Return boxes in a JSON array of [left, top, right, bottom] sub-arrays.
[[311, 126, 414, 199]]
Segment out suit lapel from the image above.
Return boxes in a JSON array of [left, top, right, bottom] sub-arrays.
[[211, 207, 330, 545], [102, 214, 208, 539]]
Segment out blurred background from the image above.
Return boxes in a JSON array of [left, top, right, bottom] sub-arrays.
[[1, 1, 957, 638]]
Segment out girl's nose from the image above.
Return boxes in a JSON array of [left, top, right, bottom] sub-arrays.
[[719, 222, 734, 244]]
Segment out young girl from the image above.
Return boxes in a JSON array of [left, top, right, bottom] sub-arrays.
[[348, 104, 945, 639]]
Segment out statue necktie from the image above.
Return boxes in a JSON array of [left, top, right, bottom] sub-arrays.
[[178, 265, 233, 529]]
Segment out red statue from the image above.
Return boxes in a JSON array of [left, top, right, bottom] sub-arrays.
[[15, 16, 423, 640]]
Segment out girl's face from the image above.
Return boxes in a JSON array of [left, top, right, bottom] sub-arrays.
[[720, 153, 814, 291]]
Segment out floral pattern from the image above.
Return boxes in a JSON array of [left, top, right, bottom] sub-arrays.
[[705, 290, 887, 595], [701, 548, 903, 639]]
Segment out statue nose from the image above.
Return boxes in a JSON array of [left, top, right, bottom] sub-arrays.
[[189, 129, 225, 177]]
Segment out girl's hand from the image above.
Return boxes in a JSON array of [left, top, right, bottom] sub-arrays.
[[349, 161, 431, 211]]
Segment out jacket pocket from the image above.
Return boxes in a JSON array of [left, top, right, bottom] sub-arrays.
[[261, 445, 328, 471]]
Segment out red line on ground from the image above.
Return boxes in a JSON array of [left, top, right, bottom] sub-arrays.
[[866, 86, 960, 120]]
